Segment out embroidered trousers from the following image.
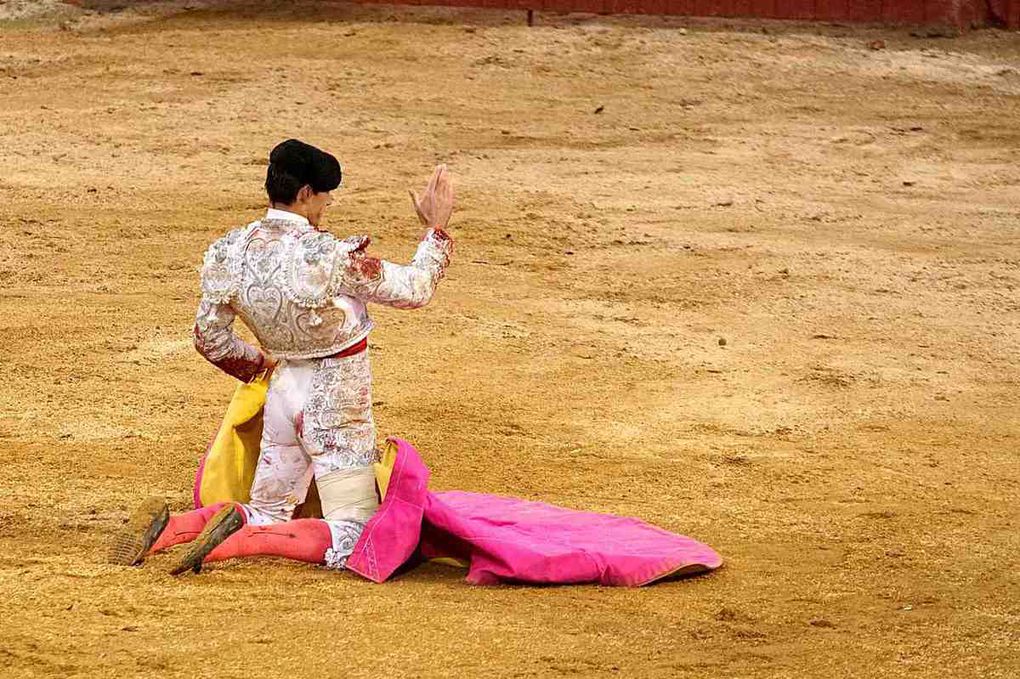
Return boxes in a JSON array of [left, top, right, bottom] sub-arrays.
[[243, 349, 379, 566]]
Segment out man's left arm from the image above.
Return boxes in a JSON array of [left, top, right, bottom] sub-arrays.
[[193, 299, 267, 382]]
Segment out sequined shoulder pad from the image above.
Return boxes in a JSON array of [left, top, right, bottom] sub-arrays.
[[282, 232, 370, 309], [199, 224, 252, 304]]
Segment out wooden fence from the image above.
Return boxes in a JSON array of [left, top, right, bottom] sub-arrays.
[[352, 0, 1020, 29]]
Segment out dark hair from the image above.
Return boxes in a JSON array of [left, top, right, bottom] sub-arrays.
[[265, 139, 342, 205]]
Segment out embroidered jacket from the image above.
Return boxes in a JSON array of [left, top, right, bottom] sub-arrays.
[[194, 216, 452, 381]]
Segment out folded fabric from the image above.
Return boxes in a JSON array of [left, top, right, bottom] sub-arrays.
[[347, 438, 722, 586], [193, 377, 268, 509]]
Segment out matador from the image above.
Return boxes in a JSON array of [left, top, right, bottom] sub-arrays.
[[110, 139, 454, 574]]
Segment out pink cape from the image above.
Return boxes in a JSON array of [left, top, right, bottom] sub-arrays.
[[347, 438, 722, 586]]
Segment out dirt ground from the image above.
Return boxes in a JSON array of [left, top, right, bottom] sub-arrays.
[[0, 1, 1018, 677]]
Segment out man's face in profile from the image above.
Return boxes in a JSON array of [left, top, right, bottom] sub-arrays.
[[304, 189, 334, 227]]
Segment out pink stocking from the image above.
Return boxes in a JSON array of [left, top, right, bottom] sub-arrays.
[[149, 503, 232, 553], [203, 519, 332, 565]]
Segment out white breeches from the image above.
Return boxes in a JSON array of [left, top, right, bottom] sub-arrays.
[[242, 350, 380, 566]]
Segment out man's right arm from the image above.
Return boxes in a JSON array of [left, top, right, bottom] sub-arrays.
[[339, 164, 455, 309], [340, 228, 452, 309]]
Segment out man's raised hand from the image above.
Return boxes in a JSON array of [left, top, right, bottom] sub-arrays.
[[409, 164, 454, 231]]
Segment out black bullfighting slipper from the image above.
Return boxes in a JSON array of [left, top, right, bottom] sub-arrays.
[[108, 497, 170, 566], [168, 504, 244, 576]]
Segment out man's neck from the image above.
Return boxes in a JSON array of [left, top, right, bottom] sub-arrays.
[[267, 204, 310, 225]]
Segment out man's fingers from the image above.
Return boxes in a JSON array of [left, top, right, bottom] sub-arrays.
[[408, 190, 428, 224], [425, 166, 442, 194], [438, 172, 453, 200], [429, 164, 448, 192], [434, 168, 451, 195], [418, 165, 451, 226]]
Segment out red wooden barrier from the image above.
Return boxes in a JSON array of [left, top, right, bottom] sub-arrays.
[[354, 0, 1020, 28]]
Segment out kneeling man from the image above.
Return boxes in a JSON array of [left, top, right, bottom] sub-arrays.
[[110, 139, 453, 574]]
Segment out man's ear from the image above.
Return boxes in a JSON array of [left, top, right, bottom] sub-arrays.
[[297, 185, 313, 203]]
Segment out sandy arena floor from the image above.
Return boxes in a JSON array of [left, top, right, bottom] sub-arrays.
[[0, 2, 1018, 677]]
